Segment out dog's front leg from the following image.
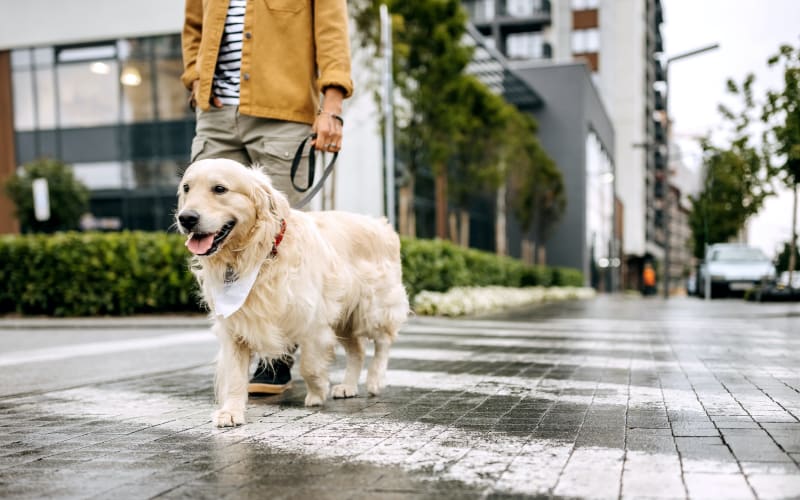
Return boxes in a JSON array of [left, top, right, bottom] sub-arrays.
[[213, 326, 251, 427], [299, 329, 336, 407]]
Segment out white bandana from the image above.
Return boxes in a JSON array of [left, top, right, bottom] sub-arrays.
[[210, 267, 260, 318]]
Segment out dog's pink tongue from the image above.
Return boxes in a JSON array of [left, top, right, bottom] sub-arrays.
[[186, 234, 214, 255]]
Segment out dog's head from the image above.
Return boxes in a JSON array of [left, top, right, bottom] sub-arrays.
[[176, 159, 290, 258]]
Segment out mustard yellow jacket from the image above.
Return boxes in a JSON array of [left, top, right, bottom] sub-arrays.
[[181, 0, 354, 124]]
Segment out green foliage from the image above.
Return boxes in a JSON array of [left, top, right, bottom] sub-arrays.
[[449, 76, 514, 208], [688, 74, 775, 259], [763, 44, 800, 186], [0, 233, 583, 316], [401, 237, 581, 298], [3, 158, 90, 233], [507, 113, 566, 242], [0, 232, 199, 316], [351, 0, 474, 176]]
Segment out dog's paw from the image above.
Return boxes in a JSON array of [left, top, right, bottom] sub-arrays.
[[366, 380, 384, 396], [212, 409, 245, 427], [304, 392, 326, 407], [332, 384, 358, 399]]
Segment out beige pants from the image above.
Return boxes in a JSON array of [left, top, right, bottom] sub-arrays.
[[191, 106, 312, 206]]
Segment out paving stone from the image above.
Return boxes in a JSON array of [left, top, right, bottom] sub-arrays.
[[4, 300, 800, 499]]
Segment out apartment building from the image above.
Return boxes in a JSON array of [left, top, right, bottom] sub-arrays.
[[463, 0, 668, 291]]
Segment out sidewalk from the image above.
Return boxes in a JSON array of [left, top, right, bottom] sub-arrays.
[[1, 297, 799, 499]]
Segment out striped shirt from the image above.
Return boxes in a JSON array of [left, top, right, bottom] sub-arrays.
[[212, 0, 246, 106]]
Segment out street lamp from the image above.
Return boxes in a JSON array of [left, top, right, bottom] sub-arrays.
[[662, 42, 719, 299]]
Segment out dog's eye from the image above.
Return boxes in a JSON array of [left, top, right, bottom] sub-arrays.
[[182, 183, 189, 193], [213, 185, 228, 194]]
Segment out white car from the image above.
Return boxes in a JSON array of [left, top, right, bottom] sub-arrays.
[[697, 244, 776, 298]]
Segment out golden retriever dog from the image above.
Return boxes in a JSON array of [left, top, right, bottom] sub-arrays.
[[176, 159, 409, 427]]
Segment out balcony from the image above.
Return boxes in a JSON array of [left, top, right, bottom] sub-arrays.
[[654, 60, 666, 82], [498, 0, 550, 19], [464, 0, 552, 25], [654, 90, 665, 111], [654, 119, 666, 143]]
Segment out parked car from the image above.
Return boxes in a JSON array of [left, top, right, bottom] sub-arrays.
[[778, 271, 800, 289], [697, 244, 775, 298]]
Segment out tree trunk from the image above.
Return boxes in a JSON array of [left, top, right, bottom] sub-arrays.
[[435, 170, 448, 239], [459, 209, 470, 247], [398, 175, 415, 237], [790, 182, 798, 288], [448, 212, 458, 243], [495, 184, 507, 256], [521, 239, 534, 265], [537, 245, 547, 266]]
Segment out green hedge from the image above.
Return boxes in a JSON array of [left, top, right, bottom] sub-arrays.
[[0, 232, 583, 316], [400, 237, 583, 297], [0, 232, 198, 316]]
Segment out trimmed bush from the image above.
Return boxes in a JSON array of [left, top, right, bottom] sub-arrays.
[[0, 233, 584, 316], [400, 237, 583, 298], [0, 232, 199, 316]]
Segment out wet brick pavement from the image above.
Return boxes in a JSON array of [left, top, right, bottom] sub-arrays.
[[1, 296, 800, 499]]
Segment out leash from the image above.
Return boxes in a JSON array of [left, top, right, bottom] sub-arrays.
[[290, 133, 338, 209]]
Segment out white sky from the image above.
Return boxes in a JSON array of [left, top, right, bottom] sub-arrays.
[[662, 0, 800, 259]]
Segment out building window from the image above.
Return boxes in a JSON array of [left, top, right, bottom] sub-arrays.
[[585, 130, 614, 285], [571, 0, 599, 9], [571, 28, 600, 54], [506, 31, 546, 59], [504, 0, 546, 17]]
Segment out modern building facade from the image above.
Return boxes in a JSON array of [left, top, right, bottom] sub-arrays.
[[0, 0, 386, 234], [510, 62, 617, 288], [463, 0, 668, 291]]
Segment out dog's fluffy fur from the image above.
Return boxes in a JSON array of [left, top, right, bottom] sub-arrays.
[[177, 159, 409, 427]]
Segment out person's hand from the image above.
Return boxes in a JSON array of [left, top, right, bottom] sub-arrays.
[[313, 87, 345, 153], [189, 80, 223, 109]]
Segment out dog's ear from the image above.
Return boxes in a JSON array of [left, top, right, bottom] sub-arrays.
[[249, 168, 291, 222]]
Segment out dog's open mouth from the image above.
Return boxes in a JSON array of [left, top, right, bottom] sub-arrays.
[[185, 220, 236, 256]]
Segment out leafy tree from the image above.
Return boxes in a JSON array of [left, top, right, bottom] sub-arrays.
[[688, 143, 768, 258], [688, 74, 774, 259], [351, 0, 475, 239], [506, 113, 565, 263], [4, 158, 89, 233], [762, 44, 800, 285], [448, 76, 513, 245]]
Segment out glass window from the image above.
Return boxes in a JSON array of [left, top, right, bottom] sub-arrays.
[[12, 71, 35, 130], [57, 61, 120, 127], [131, 160, 182, 188], [571, 0, 599, 9], [121, 61, 155, 123], [571, 28, 600, 53], [33, 47, 54, 66], [506, 32, 545, 59], [57, 44, 116, 63], [506, 0, 537, 17], [156, 57, 192, 120], [72, 161, 133, 190], [11, 49, 32, 69], [35, 67, 57, 129]]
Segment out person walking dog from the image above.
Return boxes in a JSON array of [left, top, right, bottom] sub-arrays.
[[181, 0, 354, 394]]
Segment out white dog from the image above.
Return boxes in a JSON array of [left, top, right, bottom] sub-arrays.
[[176, 159, 409, 427]]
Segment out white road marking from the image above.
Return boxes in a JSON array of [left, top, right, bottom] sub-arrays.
[[0, 331, 215, 367]]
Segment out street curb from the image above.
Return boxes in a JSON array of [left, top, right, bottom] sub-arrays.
[[0, 315, 212, 330]]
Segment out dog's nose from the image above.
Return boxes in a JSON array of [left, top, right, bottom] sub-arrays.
[[178, 210, 200, 231]]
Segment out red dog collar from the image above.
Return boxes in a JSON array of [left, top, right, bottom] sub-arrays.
[[270, 219, 287, 258]]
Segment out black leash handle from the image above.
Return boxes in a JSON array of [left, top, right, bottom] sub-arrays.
[[290, 133, 339, 209]]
